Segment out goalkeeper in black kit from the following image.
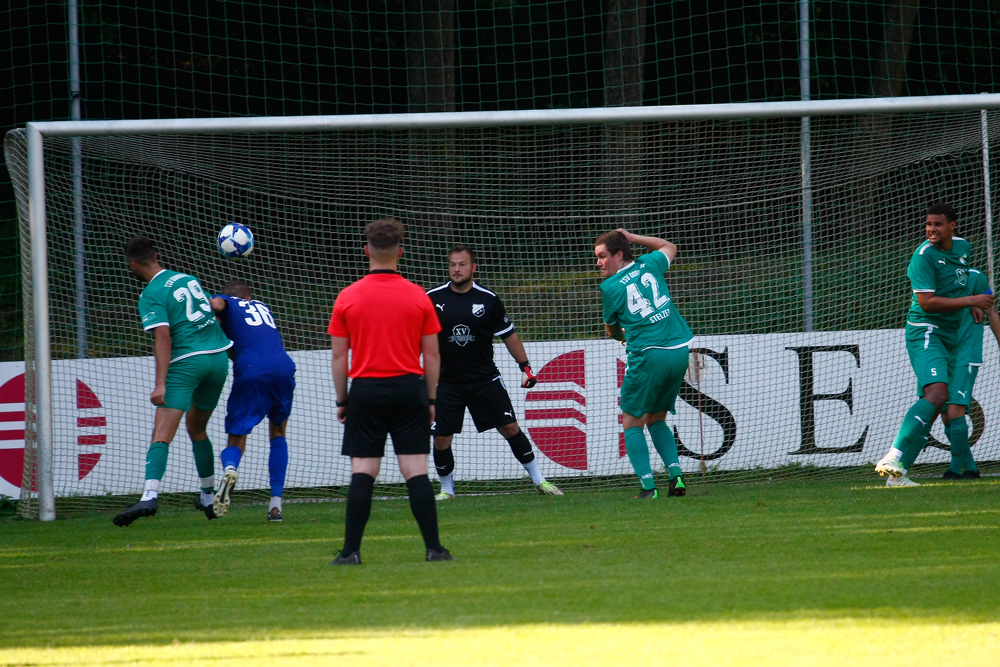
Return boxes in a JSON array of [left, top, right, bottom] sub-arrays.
[[426, 245, 563, 498]]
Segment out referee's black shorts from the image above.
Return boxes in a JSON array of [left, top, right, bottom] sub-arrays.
[[342, 374, 430, 457], [431, 375, 516, 436]]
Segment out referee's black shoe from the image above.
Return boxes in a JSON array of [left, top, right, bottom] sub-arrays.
[[113, 498, 158, 526], [426, 547, 454, 562], [330, 550, 361, 566]]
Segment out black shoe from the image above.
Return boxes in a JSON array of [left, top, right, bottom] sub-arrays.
[[668, 475, 687, 497], [635, 488, 658, 499], [267, 507, 283, 523], [330, 550, 361, 565], [193, 494, 218, 520], [963, 470, 982, 480], [426, 547, 454, 562], [942, 470, 964, 480], [113, 498, 158, 526]]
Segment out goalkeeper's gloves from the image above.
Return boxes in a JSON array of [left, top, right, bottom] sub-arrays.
[[519, 360, 538, 389]]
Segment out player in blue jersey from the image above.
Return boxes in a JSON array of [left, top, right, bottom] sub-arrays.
[[596, 228, 693, 499], [210, 279, 296, 521], [875, 203, 994, 485]]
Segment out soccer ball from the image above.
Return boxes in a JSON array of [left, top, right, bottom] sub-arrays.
[[217, 223, 254, 258]]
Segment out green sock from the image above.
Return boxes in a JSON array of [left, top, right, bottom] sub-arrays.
[[144, 441, 169, 481], [896, 399, 938, 471], [647, 420, 682, 480], [624, 427, 655, 490], [945, 417, 969, 474], [191, 438, 215, 492]]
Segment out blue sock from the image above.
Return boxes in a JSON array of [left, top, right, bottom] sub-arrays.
[[221, 445, 243, 471], [269, 436, 288, 497]]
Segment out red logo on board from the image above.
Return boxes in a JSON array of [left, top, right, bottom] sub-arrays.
[[0, 374, 106, 489], [523, 350, 589, 470]]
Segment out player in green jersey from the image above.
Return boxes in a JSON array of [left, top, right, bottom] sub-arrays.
[[596, 228, 693, 499], [895, 268, 1000, 484], [114, 236, 233, 526], [875, 203, 994, 485]]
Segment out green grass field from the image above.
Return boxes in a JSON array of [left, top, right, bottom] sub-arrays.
[[2, 478, 999, 666]]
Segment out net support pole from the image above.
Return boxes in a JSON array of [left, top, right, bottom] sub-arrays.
[[27, 123, 56, 521], [982, 107, 995, 291], [69, 0, 86, 358], [799, 0, 814, 332]]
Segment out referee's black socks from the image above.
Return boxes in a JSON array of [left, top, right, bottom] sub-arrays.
[[406, 474, 443, 551], [343, 473, 375, 555]]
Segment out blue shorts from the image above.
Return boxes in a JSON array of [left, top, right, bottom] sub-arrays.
[[224, 373, 295, 436]]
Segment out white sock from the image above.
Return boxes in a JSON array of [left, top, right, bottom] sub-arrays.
[[200, 490, 215, 505], [269, 496, 282, 511], [522, 459, 544, 485], [200, 475, 216, 492], [439, 472, 455, 495], [883, 448, 902, 462], [140, 479, 160, 502]]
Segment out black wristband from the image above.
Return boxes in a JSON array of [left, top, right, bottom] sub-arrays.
[[518, 360, 531, 371], [336, 399, 348, 407], [428, 398, 435, 406]]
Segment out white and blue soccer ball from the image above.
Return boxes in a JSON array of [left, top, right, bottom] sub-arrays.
[[217, 223, 254, 258]]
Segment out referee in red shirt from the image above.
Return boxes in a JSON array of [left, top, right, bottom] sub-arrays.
[[328, 217, 452, 564]]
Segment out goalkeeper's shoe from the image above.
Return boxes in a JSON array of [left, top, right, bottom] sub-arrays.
[[267, 507, 283, 523], [426, 547, 454, 562], [886, 475, 919, 487], [875, 454, 906, 478], [963, 470, 982, 479], [213, 467, 238, 518], [536, 480, 563, 496], [635, 488, 658, 499], [113, 498, 157, 526], [668, 475, 687, 497], [330, 550, 361, 566], [193, 494, 218, 520], [941, 470, 964, 480], [434, 491, 455, 501]]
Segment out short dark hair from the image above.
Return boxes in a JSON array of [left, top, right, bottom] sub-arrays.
[[221, 279, 252, 300], [595, 230, 633, 262], [449, 244, 477, 264], [365, 217, 405, 250], [927, 202, 957, 222], [124, 236, 157, 265]]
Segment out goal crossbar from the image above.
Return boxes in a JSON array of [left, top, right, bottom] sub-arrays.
[[19, 93, 1000, 520]]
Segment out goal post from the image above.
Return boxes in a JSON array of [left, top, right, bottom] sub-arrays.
[[6, 93, 1000, 520]]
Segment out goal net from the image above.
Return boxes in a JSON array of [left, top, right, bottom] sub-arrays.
[[5, 100, 1000, 517]]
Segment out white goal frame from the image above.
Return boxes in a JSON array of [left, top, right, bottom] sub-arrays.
[[23, 93, 1000, 520]]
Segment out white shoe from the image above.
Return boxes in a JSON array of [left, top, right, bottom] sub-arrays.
[[536, 480, 564, 496], [875, 454, 906, 478], [434, 491, 454, 501], [886, 475, 919, 487], [213, 467, 238, 517]]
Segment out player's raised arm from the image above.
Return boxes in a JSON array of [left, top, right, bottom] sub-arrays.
[[617, 228, 678, 263]]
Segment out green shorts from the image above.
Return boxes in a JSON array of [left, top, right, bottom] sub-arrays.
[[620, 345, 689, 417], [905, 322, 958, 397], [948, 362, 979, 407], [162, 351, 229, 412]]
